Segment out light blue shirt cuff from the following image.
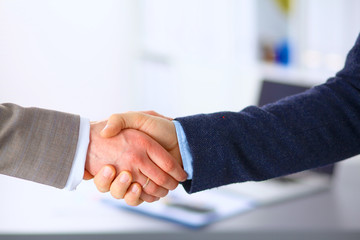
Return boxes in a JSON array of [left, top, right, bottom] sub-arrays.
[[173, 120, 193, 180], [63, 117, 90, 190]]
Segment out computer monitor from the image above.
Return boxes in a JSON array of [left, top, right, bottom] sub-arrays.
[[258, 80, 310, 107]]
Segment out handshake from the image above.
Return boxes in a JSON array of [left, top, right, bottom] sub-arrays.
[[84, 111, 187, 206]]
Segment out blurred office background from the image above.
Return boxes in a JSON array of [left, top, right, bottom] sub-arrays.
[[1, 0, 360, 235]]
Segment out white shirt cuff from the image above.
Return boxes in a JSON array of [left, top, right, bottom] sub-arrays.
[[63, 117, 90, 190]]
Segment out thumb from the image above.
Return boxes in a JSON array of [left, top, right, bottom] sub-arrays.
[[100, 112, 148, 138], [100, 122, 122, 138], [140, 110, 173, 121], [100, 112, 176, 152]]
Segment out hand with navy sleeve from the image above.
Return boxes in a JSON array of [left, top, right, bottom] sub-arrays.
[[96, 34, 360, 204]]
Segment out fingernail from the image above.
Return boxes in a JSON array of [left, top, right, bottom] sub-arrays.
[[119, 172, 129, 183], [102, 124, 110, 131], [103, 166, 113, 178], [131, 185, 139, 193], [100, 125, 109, 135]]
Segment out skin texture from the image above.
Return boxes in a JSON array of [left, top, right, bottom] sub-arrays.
[[101, 112, 181, 163], [94, 112, 183, 206], [85, 120, 186, 204], [94, 166, 144, 206]]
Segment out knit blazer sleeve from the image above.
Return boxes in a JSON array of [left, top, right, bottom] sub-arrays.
[[177, 34, 360, 194]]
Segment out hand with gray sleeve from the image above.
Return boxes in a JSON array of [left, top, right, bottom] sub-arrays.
[[0, 103, 187, 205]]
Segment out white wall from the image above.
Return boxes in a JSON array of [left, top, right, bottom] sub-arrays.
[[293, 0, 360, 73], [135, 0, 259, 117], [0, 0, 139, 120], [1, 0, 359, 121]]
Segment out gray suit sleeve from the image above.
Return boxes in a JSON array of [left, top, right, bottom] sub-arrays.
[[0, 103, 80, 188]]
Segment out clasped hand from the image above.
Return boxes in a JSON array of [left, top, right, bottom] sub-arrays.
[[84, 111, 186, 206]]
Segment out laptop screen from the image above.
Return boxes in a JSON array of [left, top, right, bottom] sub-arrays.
[[258, 80, 310, 107], [257, 80, 335, 176]]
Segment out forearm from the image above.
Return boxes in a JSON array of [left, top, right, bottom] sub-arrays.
[[178, 35, 360, 193], [0, 103, 80, 188]]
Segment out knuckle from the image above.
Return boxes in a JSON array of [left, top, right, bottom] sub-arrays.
[[144, 184, 165, 198], [156, 175, 168, 187], [108, 113, 117, 120], [108, 114, 120, 123], [144, 184, 157, 196], [163, 160, 176, 173]]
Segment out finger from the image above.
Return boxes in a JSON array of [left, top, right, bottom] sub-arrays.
[[100, 122, 122, 138], [140, 191, 160, 203], [146, 140, 187, 183], [115, 170, 168, 198], [141, 177, 169, 198], [124, 183, 144, 206], [139, 156, 179, 190], [100, 114, 132, 138], [109, 171, 132, 199], [100, 113, 142, 138], [93, 165, 116, 193], [83, 170, 94, 180]]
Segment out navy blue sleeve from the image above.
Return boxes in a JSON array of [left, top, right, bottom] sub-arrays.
[[176, 34, 360, 194]]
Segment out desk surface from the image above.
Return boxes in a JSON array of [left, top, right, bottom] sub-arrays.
[[0, 158, 359, 239]]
